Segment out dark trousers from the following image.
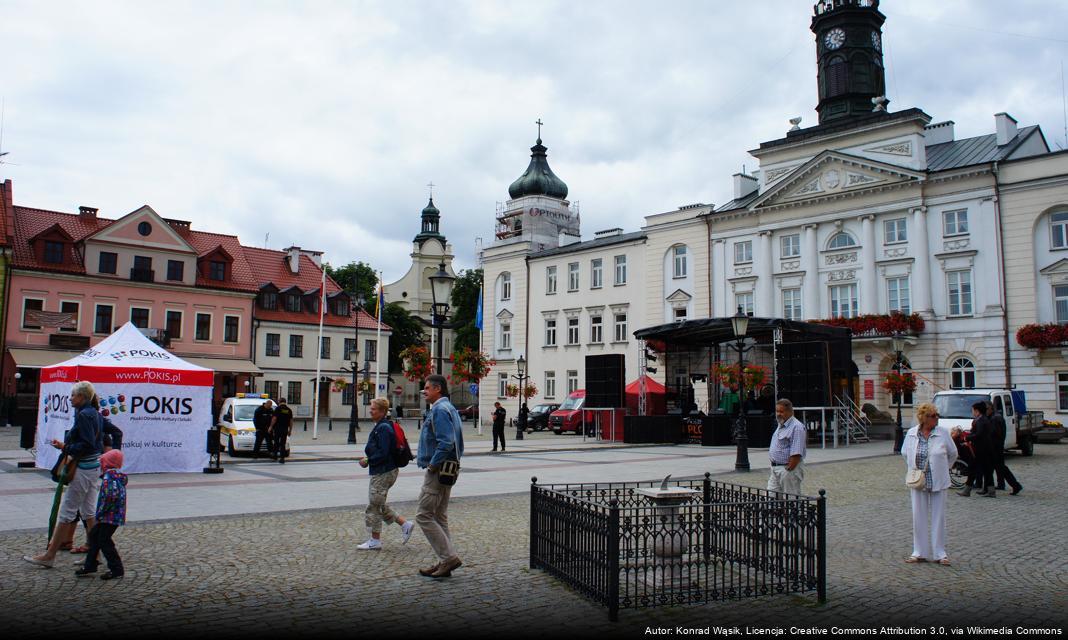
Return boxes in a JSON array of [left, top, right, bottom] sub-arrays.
[[971, 452, 995, 489], [85, 523, 123, 575], [994, 450, 1021, 490], [272, 429, 289, 462], [492, 423, 506, 451], [252, 429, 273, 457]]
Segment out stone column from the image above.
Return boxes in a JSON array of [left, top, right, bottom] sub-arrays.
[[860, 215, 877, 314], [803, 224, 820, 319], [711, 239, 726, 317], [911, 207, 932, 316], [756, 231, 774, 316]]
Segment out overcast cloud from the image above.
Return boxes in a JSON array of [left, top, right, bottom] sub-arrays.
[[2, 0, 1067, 281]]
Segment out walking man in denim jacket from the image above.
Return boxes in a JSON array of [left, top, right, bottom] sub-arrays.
[[416, 374, 465, 578]]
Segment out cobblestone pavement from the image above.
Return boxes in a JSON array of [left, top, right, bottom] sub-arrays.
[[0, 444, 1065, 638]]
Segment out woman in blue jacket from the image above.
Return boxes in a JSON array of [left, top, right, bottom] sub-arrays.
[[356, 397, 414, 550]]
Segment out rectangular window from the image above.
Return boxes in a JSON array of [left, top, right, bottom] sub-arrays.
[[344, 338, 356, 360], [780, 234, 800, 258], [567, 317, 580, 345], [887, 276, 911, 314], [132, 256, 153, 282], [501, 323, 511, 350], [947, 270, 973, 316], [544, 371, 557, 399], [782, 288, 802, 321], [287, 381, 302, 405], [544, 318, 557, 346], [166, 310, 183, 341], [99, 252, 118, 274], [285, 294, 301, 312], [498, 373, 508, 399], [1058, 373, 1068, 411], [130, 307, 150, 329], [342, 383, 354, 406], [1051, 211, 1068, 249], [264, 381, 280, 401], [224, 316, 240, 343], [265, 333, 280, 357], [44, 241, 64, 264], [364, 339, 377, 362], [614, 312, 628, 342], [501, 273, 511, 300], [734, 240, 753, 264], [829, 283, 859, 319], [735, 292, 754, 316], [22, 299, 43, 329], [167, 260, 184, 281], [591, 259, 603, 289], [210, 261, 227, 281], [59, 301, 79, 333], [567, 370, 579, 394], [195, 313, 211, 340], [614, 255, 627, 285], [884, 218, 907, 244], [1056, 285, 1068, 324], [546, 266, 557, 294], [94, 304, 114, 335], [568, 263, 580, 291], [260, 291, 278, 310], [289, 334, 303, 358], [590, 314, 603, 343], [673, 246, 688, 278], [674, 307, 687, 322], [320, 336, 331, 358], [943, 209, 969, 236]]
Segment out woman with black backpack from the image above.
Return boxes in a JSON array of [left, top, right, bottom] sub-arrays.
[[356, 397, 415, 550]]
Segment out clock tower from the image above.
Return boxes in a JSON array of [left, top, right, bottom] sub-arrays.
[[811, 0, 887, 124]]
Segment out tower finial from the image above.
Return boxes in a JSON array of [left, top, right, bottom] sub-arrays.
[[535, 118, 543, 143], [427, 181, 435, 199]]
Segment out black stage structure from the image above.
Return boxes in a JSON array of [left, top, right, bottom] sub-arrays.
[[629, 317, 855, 447]]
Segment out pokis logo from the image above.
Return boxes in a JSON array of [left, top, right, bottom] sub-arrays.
[[98, 395, 127, 418], [129, 395, 194, 416], [41, 393, 72, 422], [82, 348, 102, 359], [111, 349, 172, 362]]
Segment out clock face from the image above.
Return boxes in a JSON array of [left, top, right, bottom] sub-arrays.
[[824, 28, 846, 50], [871, 31, 882, 51]]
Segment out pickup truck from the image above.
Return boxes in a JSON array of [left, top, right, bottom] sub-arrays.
[[931, 389, 1040, 456]]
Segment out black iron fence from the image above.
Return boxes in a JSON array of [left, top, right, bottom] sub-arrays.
[[529, 474, 827, 621]]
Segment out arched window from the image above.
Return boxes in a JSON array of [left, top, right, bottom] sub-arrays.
[[827, 231, 857, 249], [826, 56, 848, 97], [950, 357, 976, 389], [1049, 209, 1068, 249]]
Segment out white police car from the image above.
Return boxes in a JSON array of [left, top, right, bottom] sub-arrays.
[[217, 394, 289, 457]]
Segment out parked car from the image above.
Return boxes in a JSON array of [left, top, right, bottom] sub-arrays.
[[458, 404, 479, 422], [932, 389, 1040, 456], [527, 403, 560, 431], [549, 390, 586, 435], [217, 393, 290, 457]]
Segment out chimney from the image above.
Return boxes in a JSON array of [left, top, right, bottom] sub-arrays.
[[558, 231, 581, 247], [995, 112, 1018, 146], [303, 250, 323, 267], [732, 173, 758, 200], [79, 206, 98, 221], [924, 121, 955, 145], [285, 246, 301, 273], [594, 228, 623, 238]]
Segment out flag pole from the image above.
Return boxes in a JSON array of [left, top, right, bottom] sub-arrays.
[[374, 271, 383, 400], [312, 262, 327, 440]]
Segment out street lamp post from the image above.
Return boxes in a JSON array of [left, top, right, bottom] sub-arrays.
[[891, 333, 906, 454], [512, 355, 527, 441], [730, 306, 751, 472], [428, 262, 456, 376], [348, 285, 367, 445]]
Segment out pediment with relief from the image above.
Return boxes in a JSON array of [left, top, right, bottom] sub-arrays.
[[1040, 258, 1068, 285], [86, 205, 197, 253], [751, 151, 924, 209]]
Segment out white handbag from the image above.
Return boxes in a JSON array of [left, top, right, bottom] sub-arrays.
[[905, 468, 926, 489]]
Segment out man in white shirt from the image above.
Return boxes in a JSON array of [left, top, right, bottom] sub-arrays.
[[768, 398, 807, 495]]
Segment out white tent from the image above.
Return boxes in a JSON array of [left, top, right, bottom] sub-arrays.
[[35, 322, 214, 474]]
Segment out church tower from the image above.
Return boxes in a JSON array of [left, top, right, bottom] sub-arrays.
[[494, 122, 580, 250], [413, 197, 445, 247], [811, 0, 888, 124]]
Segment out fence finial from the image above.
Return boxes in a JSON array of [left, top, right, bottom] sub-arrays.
[[531, 476, 538, 484], [660, 474, 672, 490]]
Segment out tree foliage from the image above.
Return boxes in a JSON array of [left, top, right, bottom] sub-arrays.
[[382, 302, 425, 373], [450, 268, 483, 354], [323, 261, 378, 305]]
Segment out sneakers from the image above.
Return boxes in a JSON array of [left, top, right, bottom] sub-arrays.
[[356, 538, 382, 550], [400, 521, 415, 545]]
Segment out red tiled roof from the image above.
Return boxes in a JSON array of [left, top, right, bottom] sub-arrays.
[[0, 180, 13, 247]]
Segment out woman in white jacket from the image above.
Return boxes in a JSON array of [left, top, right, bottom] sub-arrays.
[[901, 402, 958, 565]]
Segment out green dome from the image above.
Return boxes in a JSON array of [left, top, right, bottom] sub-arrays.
[[508, 138, 568, 200], [414, 197, 445, 245]]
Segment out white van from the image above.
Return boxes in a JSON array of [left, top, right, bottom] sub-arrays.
[[217, 393, 290, 457], [931, 389, 1038, 456]]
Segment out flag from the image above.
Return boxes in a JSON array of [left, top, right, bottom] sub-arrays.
[[375, 280, 385, 320], [475, 289, 483, 331]]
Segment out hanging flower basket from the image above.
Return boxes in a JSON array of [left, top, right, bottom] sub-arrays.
[[818, 312, 925, 337], [711, 362, 769, 393], [400, 345, 433, 381], [449, 347, 495, 384], [331, 378, 347, 393], [504, 382, 538, 399], [1016, 323, 1068, 349], [356, 379, 376, 395], [883, 371, 916, 395]]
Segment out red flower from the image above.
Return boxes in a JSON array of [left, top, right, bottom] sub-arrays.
[[1016, 323, 1068, 349], [817, 312, 925, 336]]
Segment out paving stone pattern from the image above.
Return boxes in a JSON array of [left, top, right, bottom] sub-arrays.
[[1, 445, 1066, 638]]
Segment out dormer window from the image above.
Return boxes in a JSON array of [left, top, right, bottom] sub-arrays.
[[209, 261, 227, 281], [334, 298, 349, 316], [285, 293, 301, 312], [260, 291, 278, 310], [44, 241, 64, 264]]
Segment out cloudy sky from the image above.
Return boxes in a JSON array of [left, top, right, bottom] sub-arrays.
[[2, 0, 1067, 282]]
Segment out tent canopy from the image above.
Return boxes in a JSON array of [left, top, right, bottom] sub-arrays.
[[625, 377, 666, 394]]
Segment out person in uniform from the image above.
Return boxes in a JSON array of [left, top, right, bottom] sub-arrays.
[[252, 399, 275, 459], [271, 398, 294, 464], [491, 402, 507, 452]]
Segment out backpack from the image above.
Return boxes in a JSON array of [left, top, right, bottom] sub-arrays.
[[391, 421, 414, 468]]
